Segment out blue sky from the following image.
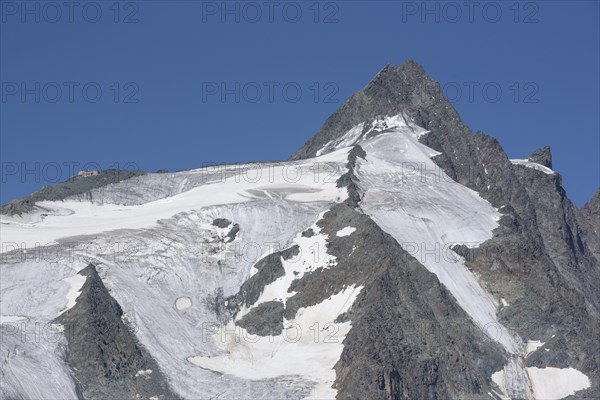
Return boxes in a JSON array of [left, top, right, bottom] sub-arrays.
[[1, 0, 598, 206]]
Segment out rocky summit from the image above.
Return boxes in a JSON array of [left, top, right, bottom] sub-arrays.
[[1, 61, 598, 400]]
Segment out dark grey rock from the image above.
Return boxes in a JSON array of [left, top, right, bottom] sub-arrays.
[[225, 223, 240, 242], [212, 218, 232, 228], [233, 252, 285, 308], [290, 205, 505, 399], [301, 228, 314, 238], [336, 172, 355, 189], [281, 244, 300, 261], [236, 301, 285, 336], [527, 146, 553, 168], [578, 189, 600, 264], [55, 264, 178, 400], [336, 145, 366, 208], [564, 385, 600, 400], [346, 144, 366, 170], [336, 265, 505, 400], [428, 126, 600, 394]]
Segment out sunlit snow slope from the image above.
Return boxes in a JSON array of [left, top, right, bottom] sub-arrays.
[[309, 114, 592, 400], [0, 114, 591, 400]]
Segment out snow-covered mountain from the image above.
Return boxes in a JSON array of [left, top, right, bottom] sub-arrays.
[[1, 61, 598, 400]]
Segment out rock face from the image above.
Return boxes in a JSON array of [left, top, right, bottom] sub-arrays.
[[55, 264, 177, 400], [528, 146, 553, 168], [223, 203, 506, 399], [293, 60, 599, 310], [232, 251, 287, 308], [578, 189, 600, 263], [290, 61, 480, 187], [319, 206, 506, 400], [336, 145, 366, 207], [292, 60, 599, 398], [237, 300, 285, 335]]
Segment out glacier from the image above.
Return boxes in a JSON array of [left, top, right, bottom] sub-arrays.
[[0, 113, 593, 399]]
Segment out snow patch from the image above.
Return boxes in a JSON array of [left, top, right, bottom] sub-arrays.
[[492, 362, 590, 400], [315, 140, 333, 157], [175, 297, 192, 310], [135, 369, 153, 378], [527, 367, 591, 399], [316, 124, 364, 156], [335, 226, 356, 237], [510, 159, 555, 175], [58, 273, 87, 314], [490, 368, 511, 400], [526, 340, 544, 357], [417, 129, 430, 139]]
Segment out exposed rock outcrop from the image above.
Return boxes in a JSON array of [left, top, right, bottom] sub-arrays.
[[55, 264, 177, 400]]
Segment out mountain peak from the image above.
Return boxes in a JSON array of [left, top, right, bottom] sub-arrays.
[[370, 60, 425, 80], [581, 188, 600, 213], [397, 59, 427, 75], [373, 63, 395, 76], [528, 146, 553, 168], [290, 61, 480, 190], [364, 60, 431, 95], [290, 61, 448, 161]]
